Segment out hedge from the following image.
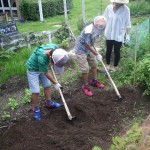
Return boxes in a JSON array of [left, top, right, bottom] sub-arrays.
[[19, 0, 73, 21]]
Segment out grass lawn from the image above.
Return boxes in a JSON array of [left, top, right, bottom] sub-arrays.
[[16, 0, 110, 36]]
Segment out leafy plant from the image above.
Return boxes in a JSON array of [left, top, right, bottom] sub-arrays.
[[136, 37, 150, 61], [112, 58, 134, 86], [60, 68, 73, 83], [61, 39, 69, 48], [110, 123, 143, 150], [92, 146, 102, 150], [132, 16, 148, 26], [136, 54, 150, 96], [8, 98, 19, 110], [0, 50, 16, 60], [54, 24, 70, 44], [1, 111, 10, 121], [22, 88, 31, 104]]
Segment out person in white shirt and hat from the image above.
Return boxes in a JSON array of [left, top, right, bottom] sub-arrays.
[[103, 0, 131, 71]]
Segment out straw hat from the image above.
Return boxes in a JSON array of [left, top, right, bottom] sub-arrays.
[[110, 0, 129, 4]]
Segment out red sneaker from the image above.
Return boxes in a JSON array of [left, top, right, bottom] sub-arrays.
[[90, 80, 105, 89], [82, 85, 93, 96]]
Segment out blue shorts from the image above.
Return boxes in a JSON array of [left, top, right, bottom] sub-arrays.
[[27, 70, 51, 93]]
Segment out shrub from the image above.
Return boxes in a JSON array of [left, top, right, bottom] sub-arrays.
[[129, 1, 150, 16], [55, 0, 73, 14], [136, 37, 150, 61], [20, 1, 39, 21], [19, 0, 73, 21], [54, 24, 70, 44], [136, 54, 150, 96]]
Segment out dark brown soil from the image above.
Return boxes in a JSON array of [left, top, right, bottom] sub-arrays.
[[0, 74, 150, 150]]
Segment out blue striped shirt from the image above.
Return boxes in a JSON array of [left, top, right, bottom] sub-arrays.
[[74, 24, 100, 55]]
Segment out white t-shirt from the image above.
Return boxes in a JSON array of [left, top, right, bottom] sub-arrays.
[[103, 4, 131, 42]]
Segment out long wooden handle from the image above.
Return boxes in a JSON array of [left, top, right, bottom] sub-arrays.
[[50, 66, 73, 120], [100, 60, 122, 98], [93, 46, 122, 98]]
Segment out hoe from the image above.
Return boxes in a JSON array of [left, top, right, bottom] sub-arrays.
[[50, 66, 75, 120]]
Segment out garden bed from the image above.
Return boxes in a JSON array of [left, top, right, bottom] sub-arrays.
[[0, 75, 150, 150]]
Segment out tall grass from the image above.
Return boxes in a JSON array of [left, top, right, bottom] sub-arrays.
[[129, 0, 150, 16], [0, 48, 32, 83]]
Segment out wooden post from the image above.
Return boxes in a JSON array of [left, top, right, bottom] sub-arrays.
[[38, 0, 44, 22], [27, 41, 31, 49], [8, 0, 14, 21], [149, 16, 150, 52], [134, 24, 138, 85], [15, 0, 21, 19], [82, 0, 86, 25], [48, 32, 52, 43], [0, 0, 5, 12], [63, 0, 68, 25], [100, 0, 102, 15]]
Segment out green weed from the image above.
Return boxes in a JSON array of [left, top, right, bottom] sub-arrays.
[[0, 47, 32, 84], [110, 123, 143, 150], [22, 88, 32, 104], [1, 111, 10, 121], [61, 39, 69, 48], [136, 54, 150, 96], [92, 146, 102, 150], [8, 98, 19, 110], [0, 50, 16, 60]]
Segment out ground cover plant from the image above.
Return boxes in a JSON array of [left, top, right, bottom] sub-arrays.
[[0, 0, 150, 149]]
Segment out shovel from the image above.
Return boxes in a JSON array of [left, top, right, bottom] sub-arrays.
[[93, 46, 122, 100], [50, 66, 75, 120]]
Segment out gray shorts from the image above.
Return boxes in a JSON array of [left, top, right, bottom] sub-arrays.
[[76, 53, 97, 73], [27, 70, 51, 93]]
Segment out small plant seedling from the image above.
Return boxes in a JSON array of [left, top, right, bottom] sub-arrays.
[[2, 111, 10, 121], [8, 98, 19, 110], [92, 146, 102, 150], [22, 88, 31, 104]]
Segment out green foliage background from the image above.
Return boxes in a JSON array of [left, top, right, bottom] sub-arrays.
[[19, 0, 73, 21]]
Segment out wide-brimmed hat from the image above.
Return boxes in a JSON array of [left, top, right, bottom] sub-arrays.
[[52, 48, 69, 74], [110, 0, 129, 4]]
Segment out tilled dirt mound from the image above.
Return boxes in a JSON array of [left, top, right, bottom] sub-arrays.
[[0, 86, 150, 150]]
